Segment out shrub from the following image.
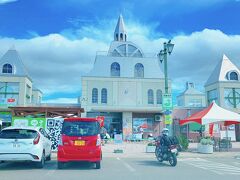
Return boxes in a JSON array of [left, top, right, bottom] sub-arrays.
[[200, 137, 214, 145], [147, 142, 156, 146], [178, 135, 189, 151]]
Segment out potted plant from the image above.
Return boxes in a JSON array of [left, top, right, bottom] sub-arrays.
[[146, 142, 156, 153], [197, 137, 214, 154]]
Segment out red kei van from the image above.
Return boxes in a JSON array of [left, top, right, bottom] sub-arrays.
[[57, 118, 102, 169]]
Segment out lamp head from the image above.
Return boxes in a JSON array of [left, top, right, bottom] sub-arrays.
[[167, 40, 174, 55], [158, 50, 164, 63]]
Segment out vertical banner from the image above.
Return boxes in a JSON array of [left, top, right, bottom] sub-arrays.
[[209, 123, 214, 137], [96, 116, 104, 127], [46, 118, 64, 151], [164, 110, 172, 125], [162, 94, 173, 110]]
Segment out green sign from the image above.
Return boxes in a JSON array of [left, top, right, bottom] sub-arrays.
[[165, 114, 172, 125], [162, 93, 173, 110], [12, 117, 46, 129], [0, 111, 12, 122]]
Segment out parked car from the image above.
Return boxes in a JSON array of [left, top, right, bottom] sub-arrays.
[[0, 126, 52, 168], [57, 117, 102, 169]]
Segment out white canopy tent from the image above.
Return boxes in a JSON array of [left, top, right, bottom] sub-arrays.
[[180, 101, 240, 126]]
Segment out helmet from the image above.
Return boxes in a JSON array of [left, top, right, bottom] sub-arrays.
[[161, 128, 169, 136]]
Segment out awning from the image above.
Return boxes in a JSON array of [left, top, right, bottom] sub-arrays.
[[179, 102, 240, 126]]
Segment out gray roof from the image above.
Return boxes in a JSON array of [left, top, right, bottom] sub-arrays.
[[205, 54, 240, 86], [0, 48, 29, 77]]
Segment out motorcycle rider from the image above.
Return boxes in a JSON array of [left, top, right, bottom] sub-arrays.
[[160, 128, 171, 157]]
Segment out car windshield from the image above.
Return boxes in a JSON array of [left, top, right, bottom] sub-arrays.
[[0, 129, 38, 139], [62, 121, 100, 137]]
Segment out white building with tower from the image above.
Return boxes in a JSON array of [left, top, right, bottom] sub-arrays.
[[81, 15, 170, 139], [205, 54, 240, 141]]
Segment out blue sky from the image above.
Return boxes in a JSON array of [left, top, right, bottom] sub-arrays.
[[1, 0, 240, 38], [0, 0, 240, 103]]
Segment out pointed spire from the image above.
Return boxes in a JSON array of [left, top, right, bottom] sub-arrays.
[[114, 14, 127, 41]]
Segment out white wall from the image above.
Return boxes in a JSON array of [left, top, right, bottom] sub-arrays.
[[81, 76, 169, 113]]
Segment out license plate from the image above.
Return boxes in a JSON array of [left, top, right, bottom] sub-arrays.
[[13, 143, 20, 148], [74, 140, 85, 146], [171, 148, 177, 153]]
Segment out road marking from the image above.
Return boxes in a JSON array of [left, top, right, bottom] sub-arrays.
[[45, 170, 56, 176], [181, 158, 240, 175], [116, 157, 136, 172]]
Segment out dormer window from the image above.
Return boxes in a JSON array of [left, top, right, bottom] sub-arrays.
[[230, 72, 238, 80], [227, 71, 239, 81], [2, 63, 13, 74]]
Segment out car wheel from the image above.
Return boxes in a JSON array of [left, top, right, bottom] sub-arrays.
[[57, 162, 65, 169], [95, 161, 101, 169], [36, 152, 45, 169]]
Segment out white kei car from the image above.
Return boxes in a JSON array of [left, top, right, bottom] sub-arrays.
[[0, 126, 52, 168]]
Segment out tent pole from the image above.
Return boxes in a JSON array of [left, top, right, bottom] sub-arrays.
[[226, 126, 229, 152]]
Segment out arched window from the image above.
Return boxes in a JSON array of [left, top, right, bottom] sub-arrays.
[[111, 62, 120, 77], [101, 88, 107, 104], [92, 88, 98, 103], [125, 34, 127, 41], [148, 89, 154, 104], [230, 72, 238, 80], [2, 64, 13, 74], [156, 89, 162, 104], [120, 33, 123, 41], [115, 33, 118, 41], [134, 63, 144, 78]]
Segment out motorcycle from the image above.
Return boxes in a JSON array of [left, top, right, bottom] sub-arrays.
[[155, 144, 178, 167]]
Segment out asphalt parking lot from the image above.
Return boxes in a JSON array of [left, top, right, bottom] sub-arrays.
[[1, 143, 240, 180]]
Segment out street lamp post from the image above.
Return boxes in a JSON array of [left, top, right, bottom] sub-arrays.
[[158, 40, 174, 93], [158, 40, 174, 135]]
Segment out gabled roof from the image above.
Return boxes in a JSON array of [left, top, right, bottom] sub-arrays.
[[0, 47, 29, 77], [205, 54, 240, 86]]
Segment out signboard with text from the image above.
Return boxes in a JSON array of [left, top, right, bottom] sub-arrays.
[[114, 134, 123, 144], [162, 94, 173, 110], [0, 98, 17, 107], [0, 111, 12, 122], [164, 114, 173, 125], [12, 117, 46, 128]]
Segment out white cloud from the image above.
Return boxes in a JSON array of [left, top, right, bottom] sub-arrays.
[[0, 34, 108, 96], [1, 18, 240, 103], [127, 27, 240, 92], [0, 0, 17, 5]]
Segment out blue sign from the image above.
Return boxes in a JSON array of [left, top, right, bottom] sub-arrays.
[[164, 110, 172, 115]]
